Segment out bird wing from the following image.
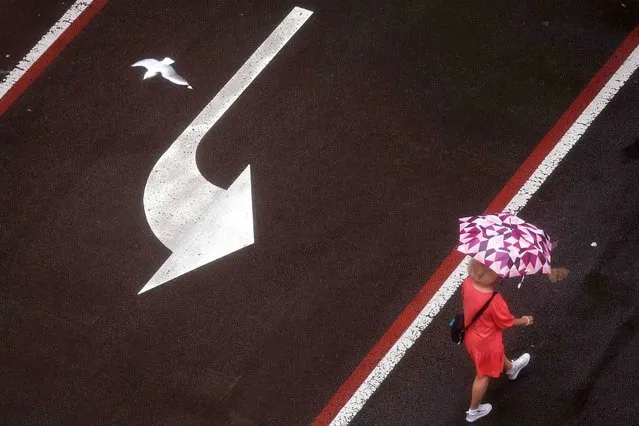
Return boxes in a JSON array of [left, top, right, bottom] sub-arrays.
[[131, 59, 157, 68], [161, 67, 190, 86]]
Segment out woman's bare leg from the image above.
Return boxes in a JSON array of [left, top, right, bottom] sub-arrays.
[[470, 375, 490, 409], [503, 356, 512, 372]]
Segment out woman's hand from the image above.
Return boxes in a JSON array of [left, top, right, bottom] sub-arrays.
[[548, 267, 570, 283], [515, 315, 534, 326]]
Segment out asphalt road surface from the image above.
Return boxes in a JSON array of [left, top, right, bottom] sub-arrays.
[[1, 1, 638, 424]]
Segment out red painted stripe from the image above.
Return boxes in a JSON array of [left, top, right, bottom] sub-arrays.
[[313, 24, 639, 426], [0, 0, 108, 117], [486, 26, 639, 214]]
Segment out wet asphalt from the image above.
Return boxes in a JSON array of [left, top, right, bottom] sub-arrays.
[[1, 0, 638, 424]]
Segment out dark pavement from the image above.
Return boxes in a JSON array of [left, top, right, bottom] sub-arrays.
[[1, 0, 638, 424]]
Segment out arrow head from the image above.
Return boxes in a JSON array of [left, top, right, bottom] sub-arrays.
[[139, 165, 254, 294]]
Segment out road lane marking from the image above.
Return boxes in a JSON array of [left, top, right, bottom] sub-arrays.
[[140, 7, 313, 294], [0, 0, 107, 116], [314, 26, 639, 426]]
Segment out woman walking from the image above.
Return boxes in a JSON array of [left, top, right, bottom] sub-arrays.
[[463, 259, 534, 422]]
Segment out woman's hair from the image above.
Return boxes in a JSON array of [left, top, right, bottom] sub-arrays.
[[468, 258, 497, 285]]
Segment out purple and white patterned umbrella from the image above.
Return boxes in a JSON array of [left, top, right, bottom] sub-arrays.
[[457, 212, 552, 278]]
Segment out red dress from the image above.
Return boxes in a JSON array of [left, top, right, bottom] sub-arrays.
[[462, 277, 515, 378]]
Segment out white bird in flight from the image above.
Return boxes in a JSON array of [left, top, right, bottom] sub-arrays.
[[131, 57, 192, 89]]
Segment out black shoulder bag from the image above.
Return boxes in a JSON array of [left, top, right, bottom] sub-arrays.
[[450, 291, 497, 345]]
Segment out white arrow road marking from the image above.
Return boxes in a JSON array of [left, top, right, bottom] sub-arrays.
[[140, 7, 313, 294]]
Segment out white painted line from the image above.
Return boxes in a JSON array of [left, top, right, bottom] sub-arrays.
[[505, 46, 639, 215], [330, 45, 639, 425], [140, 7, 313, 293], [331, 259, 471, 425], [0, 0, 95, 99]]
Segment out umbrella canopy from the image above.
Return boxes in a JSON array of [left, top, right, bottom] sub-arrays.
[[457, 212, 552, 278]]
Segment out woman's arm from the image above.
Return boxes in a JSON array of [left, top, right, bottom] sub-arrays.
[[513, 315, 534, 326]]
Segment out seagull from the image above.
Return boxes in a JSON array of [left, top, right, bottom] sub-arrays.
[[131, 57, 192, 89]]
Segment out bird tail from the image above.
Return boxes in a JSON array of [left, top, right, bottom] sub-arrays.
[[161, 57, 175, 65]]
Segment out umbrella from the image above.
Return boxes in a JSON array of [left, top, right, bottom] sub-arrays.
[[457, 212, 552, 279]]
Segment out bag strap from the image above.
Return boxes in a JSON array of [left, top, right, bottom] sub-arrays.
[[466, 291, 497, 329]]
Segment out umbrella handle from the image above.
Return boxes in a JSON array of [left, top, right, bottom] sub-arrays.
[[517, 275, 525, 289]]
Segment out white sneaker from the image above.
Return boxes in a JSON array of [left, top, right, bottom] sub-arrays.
[[466, 403, 492, 423], [507, 353, 531, 380]]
